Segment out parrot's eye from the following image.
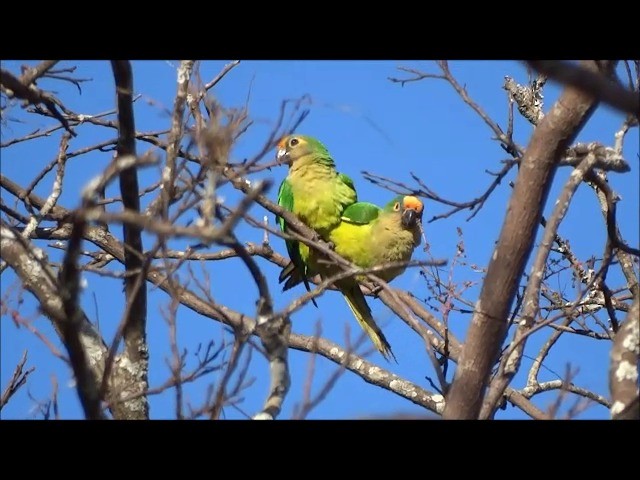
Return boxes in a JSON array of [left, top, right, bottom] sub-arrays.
[[393, 202, 400, 211], [289, 138, 299, 147]]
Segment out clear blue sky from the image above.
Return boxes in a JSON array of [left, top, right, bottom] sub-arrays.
[[1, 60, 638, 419]]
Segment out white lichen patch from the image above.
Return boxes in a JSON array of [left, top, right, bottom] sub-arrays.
[[431, 394, 446, 414], [615, 360, 638, 382], [389, 379, 418, 398], [329, 347, 344, 358], [0, 226, 16, 241], [610, 400, 627, 416], [81, 336, 105, 368], [353, 359, 363, 370], [521, 384, 536, 396], [161, 168, 173, 183], [23, 257, 45, 280], [622, 322, 640, 354], [367, 366, 385, 381], [115, 354, 139, 377], [253, 412, 273, 420], [177, 64, 191, 84], [492, 250, 498, 261]]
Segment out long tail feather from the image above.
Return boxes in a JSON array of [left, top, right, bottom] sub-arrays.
[[278, 261, 297, 285], [342, 284, 396, 362]]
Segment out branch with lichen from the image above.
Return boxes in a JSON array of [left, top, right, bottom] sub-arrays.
[[609, 295, 639, 420], [480, 150, 599, 419], [443, 60, 611, 420], [503, 74, 546, 125]]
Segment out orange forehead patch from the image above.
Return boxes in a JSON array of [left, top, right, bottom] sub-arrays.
[[277, 136, 289, 149], [403, 195, 424, 213]]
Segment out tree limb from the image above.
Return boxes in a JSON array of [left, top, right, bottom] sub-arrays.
[[110, 60, 149, 419], [443, 60, 612, 419], [609, 294, 639, 420]]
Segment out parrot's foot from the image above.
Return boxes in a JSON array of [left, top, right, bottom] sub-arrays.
[[370, 284, 383, 297], [310, 233, 335, 251]]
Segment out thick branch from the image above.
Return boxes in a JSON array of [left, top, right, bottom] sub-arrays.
[[481, 151, 599, 419], [609, 295, 640, 420], [110, 60, 149, 419], [443, 60, 610, 420], [1, 224, 106, 418]]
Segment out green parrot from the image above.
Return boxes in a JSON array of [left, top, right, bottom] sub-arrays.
[[275, 134, 358, 305], [282, 192, 425, 362], [328, 194, 425, 282], [317, 194, 425, 361]]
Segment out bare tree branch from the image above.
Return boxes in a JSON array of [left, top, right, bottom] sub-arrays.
[[1, 223, 107, 418], [503, 74, 546, 125], [481, 149, 599, 419], [19, 60, 59, 85], [203, 60, 241, 92], [162, 60, 194, 216], [443, 60, 612, 420], [609, 295, 639, 420], [109, 60, 149, 419], [0, 350, 35, 411], [4, 60, 631, 422], [1, 67, 75, 136], [528, 60, 639, 120], [585, 171, 640, 291]]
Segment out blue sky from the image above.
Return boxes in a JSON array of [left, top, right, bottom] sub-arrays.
[[1, 60, 638, 419]]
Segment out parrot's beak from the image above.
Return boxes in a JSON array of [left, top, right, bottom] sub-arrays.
[[401, 208, 419, 228], [276, 147, 290, 165]]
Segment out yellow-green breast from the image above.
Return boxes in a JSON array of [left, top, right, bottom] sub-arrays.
[[287, 159, 356, 235], [328, 211, 419, 282]]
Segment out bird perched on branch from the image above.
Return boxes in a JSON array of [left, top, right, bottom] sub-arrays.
[[275, 134, 424, 361], [275, 134, 357, 304], [315, 195, 424, 361]]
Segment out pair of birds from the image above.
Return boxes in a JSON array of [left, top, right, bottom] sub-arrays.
[[274, 134, 424, 362]]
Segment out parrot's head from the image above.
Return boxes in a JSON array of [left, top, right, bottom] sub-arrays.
[[276, 134, 331, 167], [387, 195, 424, 229]]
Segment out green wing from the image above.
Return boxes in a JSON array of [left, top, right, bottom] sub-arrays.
[[276, 179, 292, 232], [276, 178, 300, 269], [338, 172, 358, 202], [341, 202, 381, 225], [276, 178, 317, 306]]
